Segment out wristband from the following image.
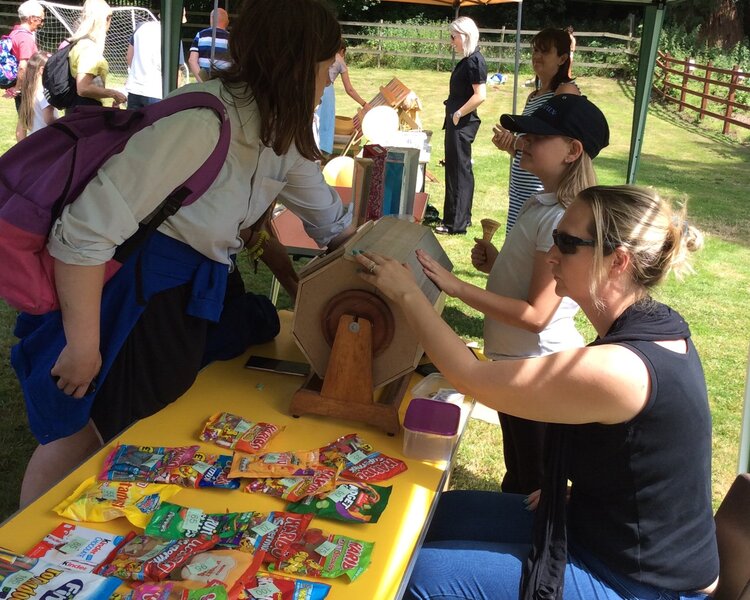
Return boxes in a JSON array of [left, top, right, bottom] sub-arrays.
[[454, 110, 462, 119]]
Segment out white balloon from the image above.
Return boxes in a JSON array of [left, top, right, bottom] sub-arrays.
[[361, 106, 399, 144]]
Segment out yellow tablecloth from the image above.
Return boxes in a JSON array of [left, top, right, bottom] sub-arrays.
[[0, 311, 470, 599]]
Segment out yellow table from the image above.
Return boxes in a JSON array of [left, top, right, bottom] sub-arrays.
[[0, 311, 472, 599]]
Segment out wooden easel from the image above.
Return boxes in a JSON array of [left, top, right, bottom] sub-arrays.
[[289, 309, 408, 436]]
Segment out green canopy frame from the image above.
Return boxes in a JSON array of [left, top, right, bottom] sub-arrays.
[[160, 0, 673, 184]]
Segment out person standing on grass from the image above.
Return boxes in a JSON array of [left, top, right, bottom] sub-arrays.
[[13, 0, 355, 507], [416, 94, 608, 495], [188, 8, 230, 82], [4, 0, 45, 141], [492, 28, 580, 234], [17, 52, 58, 136], [437, 16, 487, 236], [354, 183, 716, 600], [315, 42, 368, 155], [65, 0, 127, 109]]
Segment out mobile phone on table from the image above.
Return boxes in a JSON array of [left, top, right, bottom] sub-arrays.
[[244, 355, 310, 377]]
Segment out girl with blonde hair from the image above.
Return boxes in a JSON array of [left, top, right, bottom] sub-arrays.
[[416, 94, 607, 494], [65, 0, 126, 108], [18, 51, 58, 135]]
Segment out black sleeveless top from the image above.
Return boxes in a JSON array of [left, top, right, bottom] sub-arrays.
[[522, 301, 719, 598]]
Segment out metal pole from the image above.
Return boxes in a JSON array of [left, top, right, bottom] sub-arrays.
[[626, 0, 666, 184], [739, 344, 750, 473], [512, 0, 522, 115], [161, 0, 185, 96], [210, 0, 220, 75]]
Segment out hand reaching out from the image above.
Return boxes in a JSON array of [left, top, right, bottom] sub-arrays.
[[415, 249, 464, 297]]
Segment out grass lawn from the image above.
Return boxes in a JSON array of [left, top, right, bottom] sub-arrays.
[[0, 70, 748, 520]]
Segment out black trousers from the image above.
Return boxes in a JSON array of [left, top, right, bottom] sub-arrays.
[[443, 116, 480, 233], [90, 284, 208, 442], [498, 412, 546, 494]]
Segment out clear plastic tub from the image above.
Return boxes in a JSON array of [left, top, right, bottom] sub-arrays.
[[410, 373, 464, 405], [403, 398, 460, 461]]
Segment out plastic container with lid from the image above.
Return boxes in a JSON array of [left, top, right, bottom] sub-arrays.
[[410, 373, 464, 405], [403, 397, 460, 462]]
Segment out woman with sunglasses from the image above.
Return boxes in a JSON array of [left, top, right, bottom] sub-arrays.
[[417, 94, 607, 496], [437, 16, 487, 235], [354, 183, 717, 599]]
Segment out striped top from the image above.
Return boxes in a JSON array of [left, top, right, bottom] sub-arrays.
[[506, 82, 579, 234], [189, 27, 231, 72]]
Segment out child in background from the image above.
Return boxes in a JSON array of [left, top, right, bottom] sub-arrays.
[[414, 94, 609, 494], [18, 52, 58, 136]]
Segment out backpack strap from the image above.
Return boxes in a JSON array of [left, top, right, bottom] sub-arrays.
[[113, 92, 231, 263]]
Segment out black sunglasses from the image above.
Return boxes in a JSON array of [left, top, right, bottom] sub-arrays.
[[552, 229, 615, 255]]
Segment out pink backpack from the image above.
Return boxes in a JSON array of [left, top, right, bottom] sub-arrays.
[[0, 92, 230, 314]]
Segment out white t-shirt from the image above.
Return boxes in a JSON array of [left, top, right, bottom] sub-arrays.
[[31, 85, 59, 134], [125, 20, 162, 99], [483, 192, 583, 359]]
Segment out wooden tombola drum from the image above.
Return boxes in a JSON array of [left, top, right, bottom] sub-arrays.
[[292, 217, 453, 389]]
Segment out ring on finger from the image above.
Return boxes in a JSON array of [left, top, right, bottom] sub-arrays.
[[368, 262, 376, 274]]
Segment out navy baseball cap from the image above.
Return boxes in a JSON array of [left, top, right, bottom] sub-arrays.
[[500, 94, 610, 158]]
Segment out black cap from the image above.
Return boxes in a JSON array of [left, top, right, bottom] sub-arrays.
[[500, 95, 610, 158]]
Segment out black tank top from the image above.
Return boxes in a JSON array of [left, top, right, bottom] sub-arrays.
[[566, 301, 719, 591]]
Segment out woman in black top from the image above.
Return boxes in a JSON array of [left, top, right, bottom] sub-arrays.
[[355, 184, 718, 599], [437, 17, 487, 235]]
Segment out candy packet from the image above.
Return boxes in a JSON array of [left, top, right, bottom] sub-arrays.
[[99, 445, 199, 483], [146, 503, 260, 544], [255, 512, 313, 564], [239, 573, 331, 599], [319, 434, 407, 482], [26, 522, 133, 573], [199, 413, 282, 454], [228, 451, 320, 479], [131, 583, 229, 600], [167, 453, 240, 490], [171, 549, 264, 597], [265, 531, 373, 582], [243, 466, 337, 502], [0, 547, 121, 599], [53, 476, 181, 529], [285, 481, 392, 524], [99, 535, 218, 582]]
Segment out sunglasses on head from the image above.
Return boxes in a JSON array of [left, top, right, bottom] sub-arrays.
[[552, 229, 616, 255]]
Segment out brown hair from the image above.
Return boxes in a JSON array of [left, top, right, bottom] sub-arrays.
[[531, 28, 573, 92], [217, 0, 341, 161], [577, 185, 704, 306]]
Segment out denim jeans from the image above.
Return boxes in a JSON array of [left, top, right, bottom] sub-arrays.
[[127, 93, 160, 109], [404, 491, 709, 600]]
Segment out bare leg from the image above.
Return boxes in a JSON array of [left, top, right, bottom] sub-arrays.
[[19, 421, 102, 508]]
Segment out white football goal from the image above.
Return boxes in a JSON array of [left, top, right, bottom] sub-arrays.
[[37, 2, 157, 77]]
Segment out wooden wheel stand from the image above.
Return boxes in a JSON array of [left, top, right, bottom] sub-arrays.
[[289, 290, 410, 436]]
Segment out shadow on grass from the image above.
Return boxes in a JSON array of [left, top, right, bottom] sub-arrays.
[[448, 463, 503, 492], [441, 305, 483, 340], [616, 79, 750, 150]]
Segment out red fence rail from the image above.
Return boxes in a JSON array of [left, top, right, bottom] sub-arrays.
[[654, 50, 750, 135]]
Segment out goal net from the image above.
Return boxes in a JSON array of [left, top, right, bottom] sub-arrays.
[[37, 2, 156, 77]]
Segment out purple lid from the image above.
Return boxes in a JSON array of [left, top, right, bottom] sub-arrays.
[[404, 398, 460, 436]]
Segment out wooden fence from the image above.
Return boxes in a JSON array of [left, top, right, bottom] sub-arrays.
[[339, 20, 638, 73], [654, 50, 750, 135]]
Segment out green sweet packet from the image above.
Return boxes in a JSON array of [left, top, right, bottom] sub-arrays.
[[285, 481, 392, 524], [145, 502, 261, 544], [265, 531, 374, 582]]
